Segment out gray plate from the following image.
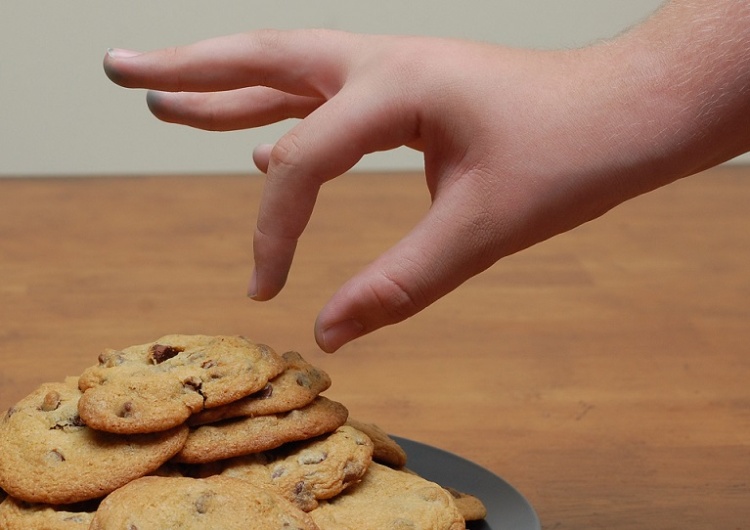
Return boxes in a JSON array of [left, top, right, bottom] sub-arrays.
[[393, 436, 541, 530]]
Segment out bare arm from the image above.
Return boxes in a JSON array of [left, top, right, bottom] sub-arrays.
[[104, 0, 750, 351]]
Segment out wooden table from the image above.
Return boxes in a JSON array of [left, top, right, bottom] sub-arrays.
[[1, 166, 749, 528]]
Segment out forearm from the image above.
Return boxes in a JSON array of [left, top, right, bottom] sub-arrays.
[[604, 0, 750, 180]]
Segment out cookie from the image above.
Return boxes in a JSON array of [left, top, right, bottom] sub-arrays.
[[77, 334, 287, 434], [89, 475, 319, 530], [174, 396, 349, 464], [310, 462, 465, 530], [345, 418, 408, 468], [221, 425, 373, 511], [444, 487, 487, 521], [0, 496, 96, 530], [189, 350, 331, 426], [0, 381, 188, 504]]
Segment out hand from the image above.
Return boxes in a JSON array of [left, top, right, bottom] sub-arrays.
[[103, 6, 750, 351]]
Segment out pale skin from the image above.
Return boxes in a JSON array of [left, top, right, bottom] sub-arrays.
[[104, 0, 750, 352]]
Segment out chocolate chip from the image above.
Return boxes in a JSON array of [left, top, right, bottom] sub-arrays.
[[40, 390, 62, 412], [295, 374, 310, 387], [5, 407, 17, 420], [118, 401, 134, 418], [271, 466, 286, 479], [149, 344, 183, 364], [251, 383, 274, 400], [201, 359, 217, 369], [294, 481, 305, 495], [342, 461, 361, 483]]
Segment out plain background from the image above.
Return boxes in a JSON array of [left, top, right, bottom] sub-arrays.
[[6, 1, 742, 177]]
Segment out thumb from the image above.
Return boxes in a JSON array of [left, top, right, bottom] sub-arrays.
[[314, 176, 504, 352]]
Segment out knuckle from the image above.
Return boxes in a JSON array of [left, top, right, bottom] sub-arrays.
[[269, 132, 305, 173], [370, 268, 428, 324], [164, 46, 185, 92]]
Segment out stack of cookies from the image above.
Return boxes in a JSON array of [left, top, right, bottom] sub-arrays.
[[0, 334, 486, 529]]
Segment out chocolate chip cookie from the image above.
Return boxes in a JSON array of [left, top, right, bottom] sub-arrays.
[[77, 334, 286, 434], [444, 487, 488, 522], [174, 396, 349, 464], [221, 425, 373, 511], [345, 418, 408, 468], [0, 381, 188, 504], [190, 351, 331, 426], [0, 496, 96, 529], [310, 462, 466, 530], [90, 475, 319, 530]]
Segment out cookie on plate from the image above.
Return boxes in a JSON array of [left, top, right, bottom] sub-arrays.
[[77, 334, 286, 434], [310, 462, 465, 530], [221, 425, 373, 511], [345, 418, 408, 468], [0, 381, 188, 504], [0, 496, 96, 530], [190, 351, 331, 426], [444, 487, 488, 522], [89, 475, 319, 530], [174, 396, 349, 464]]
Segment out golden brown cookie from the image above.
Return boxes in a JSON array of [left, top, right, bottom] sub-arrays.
[[444, 487, 488, 521], [345, 418, 408, 468], [310, 462, 465, 529], [0, 381, 188, 504], [221, 425, 373, 511], [89, 475, 319, 530], [77, 334, 286, 434], [174, 396, 349, 464], [0, 496, 96, 530], [190, 351, 331, 426]]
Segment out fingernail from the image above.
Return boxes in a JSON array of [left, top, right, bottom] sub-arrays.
[[247, 269, 258, 299], [320, 319, 364, 352], [107, 48, 140, 59]]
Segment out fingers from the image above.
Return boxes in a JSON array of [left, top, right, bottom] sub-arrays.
[[250, 82, 420, 301], [252, 144, 273, 173], [146, 87, 324, 131], [313, 175, 503, 352], [104, 30, 357, 98]]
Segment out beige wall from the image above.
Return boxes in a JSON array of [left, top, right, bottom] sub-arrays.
[[1, 1, 706, 177]]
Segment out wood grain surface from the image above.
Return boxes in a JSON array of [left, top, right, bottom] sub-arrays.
[[1, 166, 748, 529]]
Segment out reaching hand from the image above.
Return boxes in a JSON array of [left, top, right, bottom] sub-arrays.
[[103, 1, 750, 351]]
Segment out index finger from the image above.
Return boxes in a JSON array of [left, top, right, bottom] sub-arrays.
[[249, 76, 421, 301], [103, 29, 359, 98]]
